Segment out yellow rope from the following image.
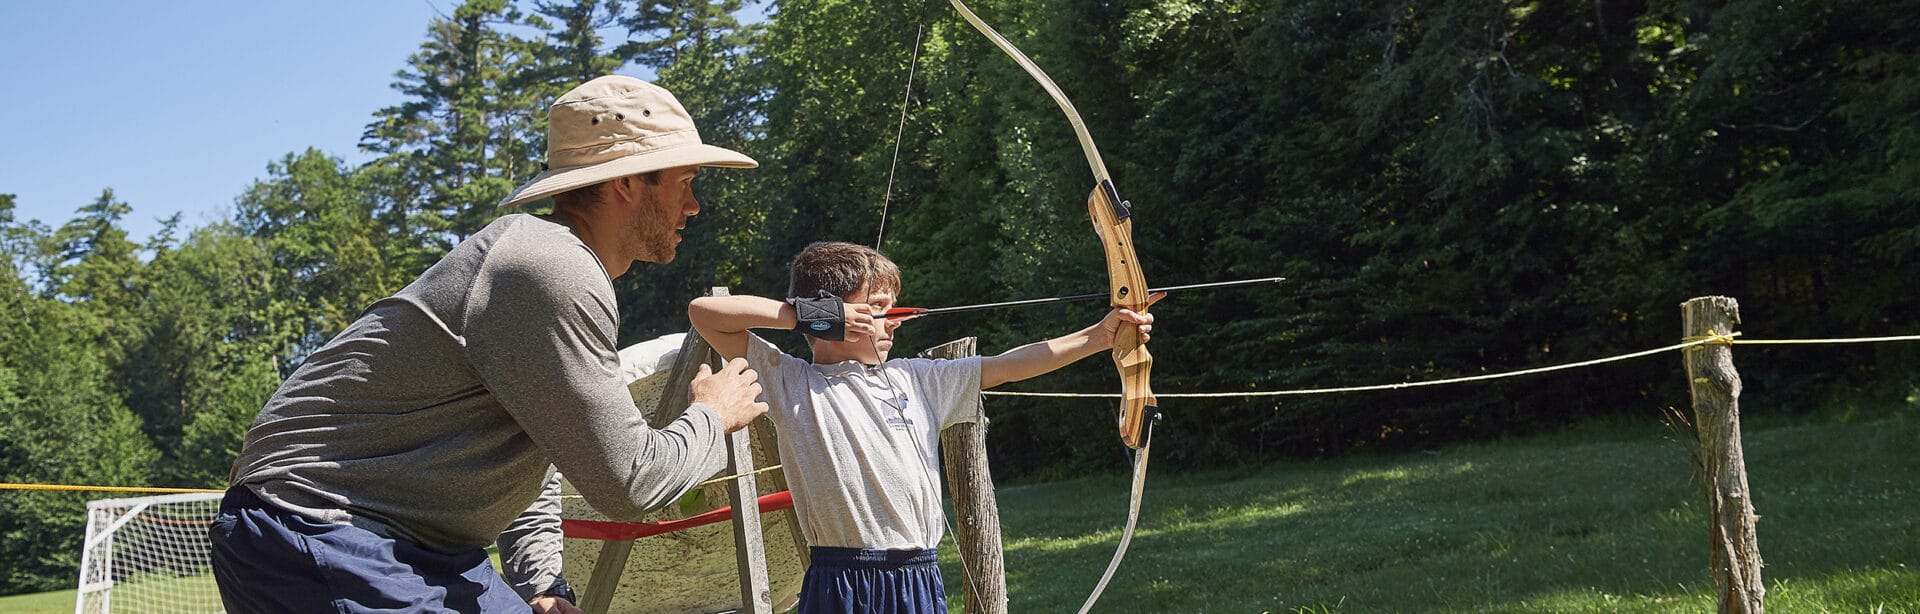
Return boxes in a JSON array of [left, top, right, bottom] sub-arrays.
[[697, 464, 783, 487], [15, 333, 1912, 495], [1734, 334, 1920, 345], [1680, 331, 1740, 347], [4, 466, 791, 497], [0, 483, 221, 494], [984, 332, 1917, 399], [557, 464, 787, 499]]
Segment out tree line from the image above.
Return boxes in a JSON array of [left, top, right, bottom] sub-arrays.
[[3, 0, 1916, 594]]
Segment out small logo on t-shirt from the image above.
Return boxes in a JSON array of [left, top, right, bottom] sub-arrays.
[[886, 416, 914, 430]]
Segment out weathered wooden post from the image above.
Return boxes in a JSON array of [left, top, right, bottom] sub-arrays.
[[1681, 296, 1765, 614], [580, 287, 776, 614], [704, 288, 774, 614], [921, 338, 1008, 614]]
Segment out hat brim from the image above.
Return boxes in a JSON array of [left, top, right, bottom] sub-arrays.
[[497, 142, 758, 209]]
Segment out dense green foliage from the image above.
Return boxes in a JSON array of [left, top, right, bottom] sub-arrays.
[[1, 0, 1915, 596]]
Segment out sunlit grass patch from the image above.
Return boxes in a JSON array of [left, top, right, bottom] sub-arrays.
[[946, 415, 1918, 612]]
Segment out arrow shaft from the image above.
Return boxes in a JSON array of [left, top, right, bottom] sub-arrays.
[[880, 276, 1284, 319]]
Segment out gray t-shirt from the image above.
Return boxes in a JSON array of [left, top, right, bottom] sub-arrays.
[[744, 334, 981, 550], [229, 213, 727, 553]]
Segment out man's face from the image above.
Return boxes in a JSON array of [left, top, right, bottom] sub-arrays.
[[626, 165, 702, 264]]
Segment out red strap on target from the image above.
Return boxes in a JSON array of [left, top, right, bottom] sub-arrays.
[[561, 491, 793, 541]]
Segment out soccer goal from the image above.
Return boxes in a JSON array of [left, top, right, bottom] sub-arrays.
[[75, 492, 225, 614]]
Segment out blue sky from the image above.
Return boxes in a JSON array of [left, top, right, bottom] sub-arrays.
[[0, 1, 661, 243]]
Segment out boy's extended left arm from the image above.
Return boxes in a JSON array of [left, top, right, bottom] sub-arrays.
[[979, 301, 1156, 389]]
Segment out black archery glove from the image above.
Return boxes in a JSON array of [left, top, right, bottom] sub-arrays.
[[788, 291, 846, 341]]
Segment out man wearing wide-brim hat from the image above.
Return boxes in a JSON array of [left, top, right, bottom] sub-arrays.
[[211, 76, 769, 613]]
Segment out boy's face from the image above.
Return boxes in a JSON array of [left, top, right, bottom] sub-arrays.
[[810, 283, 903, 364], [858, 286, 902, 358]]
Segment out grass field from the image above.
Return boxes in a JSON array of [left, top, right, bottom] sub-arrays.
[[0, 588, 72, 614], [966, 409, 1918, 612], [5, 410, 1913, 613]]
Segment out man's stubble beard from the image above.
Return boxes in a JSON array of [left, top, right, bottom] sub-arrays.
[[629, 189, 678, 264]]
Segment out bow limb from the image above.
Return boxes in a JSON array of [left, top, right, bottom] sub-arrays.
[[944, 0, 1157, 448], [944, 0, 1113, 183], [943, 2, 1156, 612]]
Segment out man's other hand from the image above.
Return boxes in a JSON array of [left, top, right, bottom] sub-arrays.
[[530, 595, 584, 614]]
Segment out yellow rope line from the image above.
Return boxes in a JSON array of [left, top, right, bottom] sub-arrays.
[[984, 332, 1917, 399], [696, 464, 783, 487], [0, 483, 221, 494], [1734, 334, 1920, 345], [4, 466, 790, 498], [13, 334, 1912, 494], [559, 464, 787, 499], [1680, 331, 1740, 347]]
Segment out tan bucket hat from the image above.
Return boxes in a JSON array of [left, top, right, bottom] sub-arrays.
[[498, 75, 758, 209]]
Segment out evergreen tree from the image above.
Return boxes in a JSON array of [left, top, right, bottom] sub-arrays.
[[364, 0, 542, 241], [0, 208, 158, 593], [604, 0, 774, 343]]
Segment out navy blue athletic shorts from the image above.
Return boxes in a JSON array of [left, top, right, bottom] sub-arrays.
[[799, 546, 948, 614], [208, 485, 525, 613]]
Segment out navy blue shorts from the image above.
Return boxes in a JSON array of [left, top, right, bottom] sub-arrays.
[[207, 485, 525, 613], [799, 546, 948, 614]]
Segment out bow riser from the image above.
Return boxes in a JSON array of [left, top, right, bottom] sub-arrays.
[[1086, 182, 1157, 449]]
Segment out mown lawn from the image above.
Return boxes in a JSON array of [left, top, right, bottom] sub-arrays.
[[5, 411, 1912, 613], [0, 588, 73, 614], [951, 410, 1918, 612]]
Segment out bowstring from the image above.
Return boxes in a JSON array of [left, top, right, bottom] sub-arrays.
[[875, 13, 927, 251], [868, 3, 988, 603], [859, 251, 986, 607]]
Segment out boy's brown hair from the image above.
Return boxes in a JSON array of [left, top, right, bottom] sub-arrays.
[[788, 242, 901, 301]]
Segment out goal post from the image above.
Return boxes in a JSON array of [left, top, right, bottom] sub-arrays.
[[76, 491, 226, 614]]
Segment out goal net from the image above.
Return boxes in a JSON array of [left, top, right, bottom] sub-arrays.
[[76, 492, 225, 614]]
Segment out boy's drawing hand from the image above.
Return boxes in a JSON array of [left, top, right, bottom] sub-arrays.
[[1096, 291, 1166, 348], [690, 358, 768, 432], [842, 302, 881, 343]]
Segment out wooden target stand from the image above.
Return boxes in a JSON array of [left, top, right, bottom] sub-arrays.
[[569, 288, 1007, 614]]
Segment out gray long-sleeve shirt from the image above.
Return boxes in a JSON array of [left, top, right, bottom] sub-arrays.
[[229, 213, 727, 554]]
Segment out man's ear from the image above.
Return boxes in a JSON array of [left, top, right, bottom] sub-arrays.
[[604, 175, 635, 208]]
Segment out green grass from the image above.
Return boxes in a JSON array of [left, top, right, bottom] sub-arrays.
[[941, 414, 1919, 612], [7, 414, 1913, 613], [2, 570, 222, 614], [0, 588, 74, 614]]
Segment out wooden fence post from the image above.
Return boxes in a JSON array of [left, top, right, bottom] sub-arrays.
[[706, 288, 774, 614], [1681, 296, 1765, 614], [580, 287, 776, 614], [921, 338, 1008, 614]]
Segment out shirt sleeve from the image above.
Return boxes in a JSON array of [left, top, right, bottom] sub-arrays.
[[464, 244, 728, 521], [745, 332, 820, 429], [902, 356, 984, 429], [742, 333, 793, 395]]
